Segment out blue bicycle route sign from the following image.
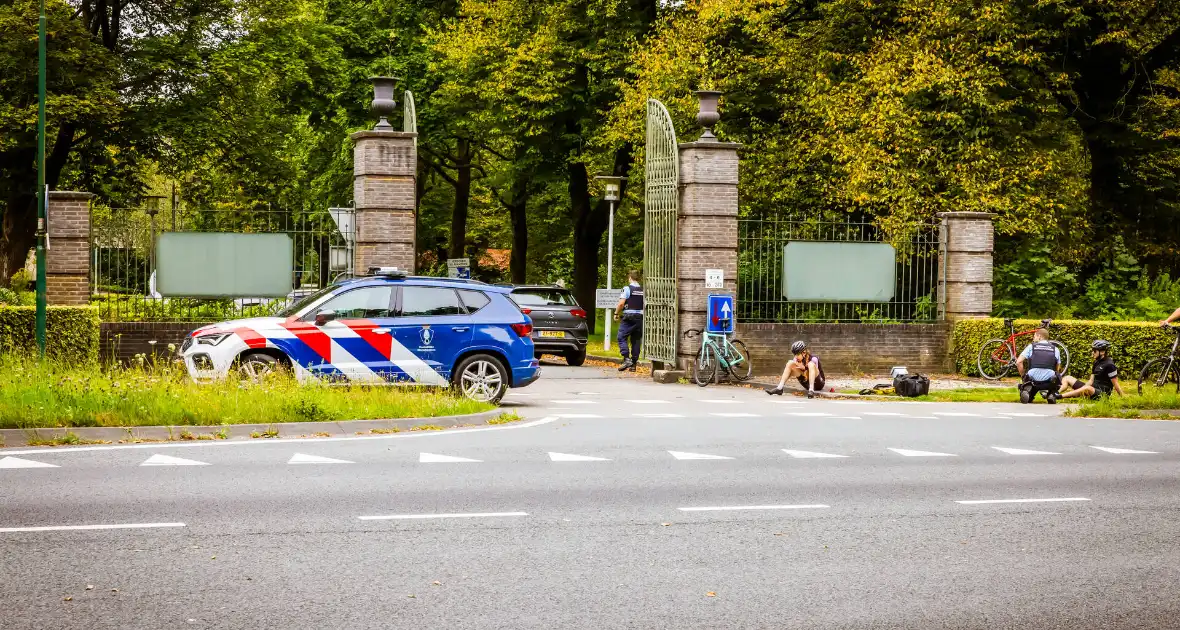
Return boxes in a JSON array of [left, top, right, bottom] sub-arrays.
[[706, 294, 735, 334]]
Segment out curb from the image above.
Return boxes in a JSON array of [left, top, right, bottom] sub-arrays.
[[586, 353, 652, 369], [0, 409, 508, 448]]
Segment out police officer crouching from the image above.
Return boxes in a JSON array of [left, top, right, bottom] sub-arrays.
[[615, 270, 644, 372], [1015, 328, 1062, 403]]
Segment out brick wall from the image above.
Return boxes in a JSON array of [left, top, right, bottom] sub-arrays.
[[351, 130, 417, 273], [737, 322, 952, 376], [46, 191, 93, 306], [101, 322, 211, 363]]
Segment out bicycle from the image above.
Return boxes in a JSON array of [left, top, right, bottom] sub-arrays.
[[1138, 324, 1180, 395], [977, 318, 1071, 380], [684, 320, 753, 386]]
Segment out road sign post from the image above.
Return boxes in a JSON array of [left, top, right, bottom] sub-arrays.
[[706, 294, 736, 335], [595, 288, 623, 351]]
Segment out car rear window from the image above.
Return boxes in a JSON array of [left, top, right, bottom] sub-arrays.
[[458, 289, 491, 313], [511, 289, 575, 306]]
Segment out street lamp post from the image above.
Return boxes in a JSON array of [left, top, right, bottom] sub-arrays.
[[34, 0, 47, 356], [594, 175, 627, 352]]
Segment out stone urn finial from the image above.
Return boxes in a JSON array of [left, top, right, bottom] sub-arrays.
[[370, 76, 399, 131], [693, 90, 722, 141]]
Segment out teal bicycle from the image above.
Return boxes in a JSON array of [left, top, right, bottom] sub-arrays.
[[684, 321, 753, 386]]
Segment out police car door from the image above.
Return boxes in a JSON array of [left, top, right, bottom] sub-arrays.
[[390, 286, 474, 385], [299, 285, 396, 382]]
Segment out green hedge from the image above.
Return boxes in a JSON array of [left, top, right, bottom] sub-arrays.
[[0, 306, 101, 362], [952, 318, 1175, 378]]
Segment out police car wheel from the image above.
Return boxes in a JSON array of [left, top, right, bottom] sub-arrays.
[[237, 352, 283, 382], [454, 354, 508, 404]]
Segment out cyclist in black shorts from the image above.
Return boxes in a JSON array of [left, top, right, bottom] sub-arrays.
[[766, 341, 825, 398], [1058, 339, 1124, 399]]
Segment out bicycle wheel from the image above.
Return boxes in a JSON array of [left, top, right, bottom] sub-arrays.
[[1138, 358, 1180, 396], [692, 343, 718, 387], [977, 339, 1014, 379], [725, 339, 753, 381], [1050, 340, 1070, 376]]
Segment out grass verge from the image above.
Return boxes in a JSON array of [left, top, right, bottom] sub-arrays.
[[0, 354, 494, 429], [1065, 390, 1180, 419]]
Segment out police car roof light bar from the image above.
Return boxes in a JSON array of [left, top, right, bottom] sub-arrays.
[[368, 267, 407, 278]]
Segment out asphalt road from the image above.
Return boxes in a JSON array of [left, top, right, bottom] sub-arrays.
[[3, 366, 1180, 629]]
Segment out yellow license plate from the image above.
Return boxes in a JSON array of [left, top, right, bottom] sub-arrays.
[[539, 331, 565, 338]]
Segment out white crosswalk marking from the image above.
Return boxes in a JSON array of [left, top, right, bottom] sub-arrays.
[[710, 412, 760, 418], [550, 400, 597, 405], [1090, 446, 1158, 454], [933, 412, 981, 417], [548, 452, 610, 462], [864, 412, 906, 416], [668, 451, 733, 460], [782, 449, 848, 459], [141, 454, 209, 466], [785, 412, 832, 417], [992, 447, 1061, 455], [419, 453, 481, 463], [633, 413, 685, 418], [0, 456, 58, 469], [288, 453, 353, 464], [888, 448, 957, 457], [626, 400, 670, 404], [699, 399, 740, 404]]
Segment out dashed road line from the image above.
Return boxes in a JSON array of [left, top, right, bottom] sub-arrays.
[[785, 412, 832, 417], [1090, 446, 1158, 454], [955, 497, 1090, 505], [678, 504, 829, 512], [0, 456, 58, 469], [358, 512, 528, 521], [419, 452, 481, 463], [782, 449, 848, 459], [710, 412, 761, 418], [288, 453, 353, 464], [626, 399, 671, 404], [0, 522, 186, 533], [633, 413, 685, 418], [554, 413, 604, 419], [668, 451, 733, 460], [991, 447, 1060, 456], [888, 448, 957, 457], [548, 452, 609, 462], [141, 454, 209, 466]]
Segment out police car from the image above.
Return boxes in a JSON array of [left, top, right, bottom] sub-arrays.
[[179, 269, 540, 403]]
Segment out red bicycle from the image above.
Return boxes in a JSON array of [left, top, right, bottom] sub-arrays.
[[977, 318, 1071, 380]]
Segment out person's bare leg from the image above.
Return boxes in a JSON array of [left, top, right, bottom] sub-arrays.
[[807, 363, 818, 391], [776, 364, 804, 389]]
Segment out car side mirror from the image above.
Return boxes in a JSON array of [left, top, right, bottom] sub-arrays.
[[315, 310, 337, 326]]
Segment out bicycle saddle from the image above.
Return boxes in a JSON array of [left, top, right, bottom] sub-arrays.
[[1003, 318, 1014, 326]]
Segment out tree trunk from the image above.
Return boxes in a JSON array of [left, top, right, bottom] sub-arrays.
[[448, 138, 472, 260], [506, 169, 532, 284], [0, 195, 37, 285]]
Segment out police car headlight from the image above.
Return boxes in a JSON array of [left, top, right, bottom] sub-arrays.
[[195, 332, 232, 346]]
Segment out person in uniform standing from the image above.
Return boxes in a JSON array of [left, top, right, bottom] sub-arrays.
[[615, 270, 644, 372]]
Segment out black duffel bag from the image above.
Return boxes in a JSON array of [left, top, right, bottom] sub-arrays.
[[893, 373, 930, 398]]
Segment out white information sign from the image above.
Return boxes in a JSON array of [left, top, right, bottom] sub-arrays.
[[447, 258, 471, 279], [705, 268, 724, 289], [595, 288, 623, 309]]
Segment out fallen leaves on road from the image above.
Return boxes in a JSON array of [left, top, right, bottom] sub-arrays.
[[408, 594, 417, 598], [773, 533, 785, 536], [706, 592, 716, 597], [85, 585, 94, 591], [431, 581, 442, 586], [661, 522, 671, 527], [111, 589, 119, 593], [63, 597, 72, 602]]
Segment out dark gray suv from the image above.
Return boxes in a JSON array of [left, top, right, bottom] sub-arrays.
[[507, 286, 589, 366]]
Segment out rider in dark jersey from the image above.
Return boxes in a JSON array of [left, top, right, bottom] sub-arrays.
[[1058, 340, 1123, 399]]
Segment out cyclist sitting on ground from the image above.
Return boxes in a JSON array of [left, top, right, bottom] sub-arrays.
[[766, 341, 825, 399], [1015, 328, 1062, 403], [1058, 340, 1124, 399]]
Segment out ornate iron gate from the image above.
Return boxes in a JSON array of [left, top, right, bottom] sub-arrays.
[[643, 98, 679, 365]]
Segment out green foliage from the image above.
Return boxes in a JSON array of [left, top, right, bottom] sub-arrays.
[[0, 306, 100, 362], [993, 240, 1078, 318], [953, 318, 1175, 378], [0, 354, 493, 429]]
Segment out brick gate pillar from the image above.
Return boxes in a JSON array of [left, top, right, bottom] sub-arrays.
[[350, 130, 417, 274], [938, 211, 995, 320], [674, 139, 742, 373], [46, 191, 94, 305]]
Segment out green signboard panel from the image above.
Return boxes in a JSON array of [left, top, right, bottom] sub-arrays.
[[783, 241, 896, 302], [156, 232, 293, 298]]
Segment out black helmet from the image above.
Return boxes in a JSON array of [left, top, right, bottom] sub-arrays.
[[791, 341, 808, 354], [1092, 339, 1111, 352]]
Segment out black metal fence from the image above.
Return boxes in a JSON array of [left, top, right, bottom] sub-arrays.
[[91, 205, 353, 322], [737, 218, 943, 323]]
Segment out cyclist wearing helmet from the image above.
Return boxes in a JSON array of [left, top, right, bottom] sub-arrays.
[[1058, 340, 1124, 399], [766, 340, 825, 398]]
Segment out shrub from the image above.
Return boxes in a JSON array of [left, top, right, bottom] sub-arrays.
[[953, 318, 1176, 378], [0, 306, 101, 362]]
